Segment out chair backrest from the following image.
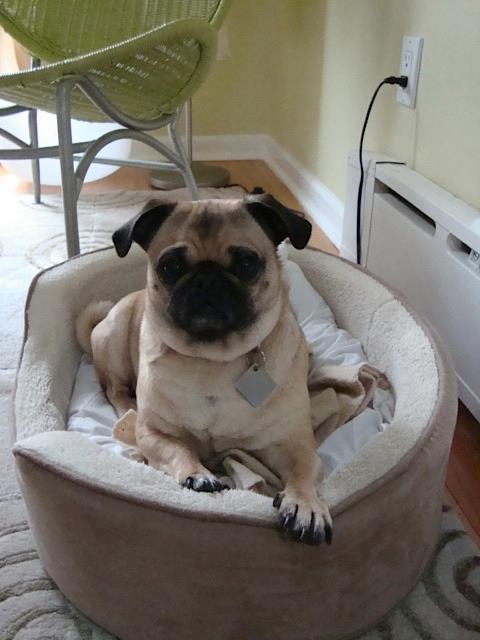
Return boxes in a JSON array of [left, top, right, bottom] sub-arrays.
[[0, 0, 230, 60]]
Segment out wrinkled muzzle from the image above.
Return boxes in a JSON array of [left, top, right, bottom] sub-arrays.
[[168, 262, 255, 341]]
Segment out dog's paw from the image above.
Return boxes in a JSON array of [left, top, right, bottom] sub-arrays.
[[273, 491, 332, 545], [113, 409, 137, 445], [182, 473, 230, 493]]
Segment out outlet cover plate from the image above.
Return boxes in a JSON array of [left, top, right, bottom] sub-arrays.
[[397, 35, 423, 108]]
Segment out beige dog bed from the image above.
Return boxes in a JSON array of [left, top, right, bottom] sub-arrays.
[[13, 246, 457, 640]]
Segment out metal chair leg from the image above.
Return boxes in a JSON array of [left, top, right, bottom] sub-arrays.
[[158, 102, 228, 194], [56, 80, 80, 257], [28, 58, 42, 204], [28, 108, 41, 204], [168, 109, 200, 200], [185, 98, 193, 164]]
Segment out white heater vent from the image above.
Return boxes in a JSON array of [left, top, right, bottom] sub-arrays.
[[342, 153, 480, 421]]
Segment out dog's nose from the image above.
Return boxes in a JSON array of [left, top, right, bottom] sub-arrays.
[[172, 262, 232, 322], [169, 260, 254, 341], [187, 263, 231, 303], [191, 262, 224, 288]]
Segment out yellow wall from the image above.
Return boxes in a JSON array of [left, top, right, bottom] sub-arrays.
[[193, 0, 279, 135], [194, 0, 480, 210]]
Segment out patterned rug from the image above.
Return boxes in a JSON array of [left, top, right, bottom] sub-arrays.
[[1, 190, 479, 639]]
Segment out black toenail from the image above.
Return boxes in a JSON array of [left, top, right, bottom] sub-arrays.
[[325, 524, 333, 546]]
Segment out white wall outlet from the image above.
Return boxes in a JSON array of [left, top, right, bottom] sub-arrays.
[[396, 35, 423, 109]]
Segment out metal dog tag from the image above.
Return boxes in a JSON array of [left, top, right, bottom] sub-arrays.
[[235, 363, 276, 408]]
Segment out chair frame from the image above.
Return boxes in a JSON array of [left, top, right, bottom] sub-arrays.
[[0, 62, 198, 257], [0, 1, 232, 257]]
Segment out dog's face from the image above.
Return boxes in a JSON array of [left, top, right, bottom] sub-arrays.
[[112, 194, 311, 360]]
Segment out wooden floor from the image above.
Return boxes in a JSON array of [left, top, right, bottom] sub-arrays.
[[2, 159, 479, 545], [0, 159, 337, 254], [446, 403, 480, 545]]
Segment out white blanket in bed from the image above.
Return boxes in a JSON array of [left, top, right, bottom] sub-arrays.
[[67, 255, 394, 479]]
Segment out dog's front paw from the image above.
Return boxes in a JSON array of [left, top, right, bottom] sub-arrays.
[[273, 491, 332, 545], [182, 473, 230, 493], [113, 409, 137, 445]]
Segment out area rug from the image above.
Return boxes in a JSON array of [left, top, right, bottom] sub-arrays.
[[1, 190, 479, 639]]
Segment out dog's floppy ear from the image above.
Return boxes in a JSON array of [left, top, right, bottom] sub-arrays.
[[244, 192, 312, 249], [112, 200, 176, 257]]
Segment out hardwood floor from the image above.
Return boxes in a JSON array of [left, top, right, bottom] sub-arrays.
[[0, 159, 337, 254], [2, 159, 479, 545], [446, 403, 480, 546]]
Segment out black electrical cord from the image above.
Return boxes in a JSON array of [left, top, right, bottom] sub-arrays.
[[356, 75, 408, 265]]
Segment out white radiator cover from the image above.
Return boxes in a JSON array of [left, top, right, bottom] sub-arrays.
[[342, 152, 480, 422]]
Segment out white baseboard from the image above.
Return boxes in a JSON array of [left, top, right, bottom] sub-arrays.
[[130, 134, 344, 247], [339, 245, 356, 262], [263, 137, 343, 248]]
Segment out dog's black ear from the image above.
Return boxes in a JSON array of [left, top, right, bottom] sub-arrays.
[[244, 193, 312, 249], [112, 200, 176, 257]]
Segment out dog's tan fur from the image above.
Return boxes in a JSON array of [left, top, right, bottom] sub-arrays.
[[77, 197, 332, 544]]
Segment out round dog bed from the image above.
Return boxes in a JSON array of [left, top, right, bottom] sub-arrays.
[[12, 246, 457, 640]]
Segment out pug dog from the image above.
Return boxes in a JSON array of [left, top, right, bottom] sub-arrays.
[[76, 193, 332, 545]]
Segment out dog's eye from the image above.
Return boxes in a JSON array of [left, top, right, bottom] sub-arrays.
[[157, 249, 187, 285], [162, 259, 182, 278], [229, 247, 264, 281]]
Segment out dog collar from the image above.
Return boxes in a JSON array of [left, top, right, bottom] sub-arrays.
[[246, 346, 266, 369]]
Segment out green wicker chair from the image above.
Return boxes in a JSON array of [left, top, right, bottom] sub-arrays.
[[0, 0, 231, 256]]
